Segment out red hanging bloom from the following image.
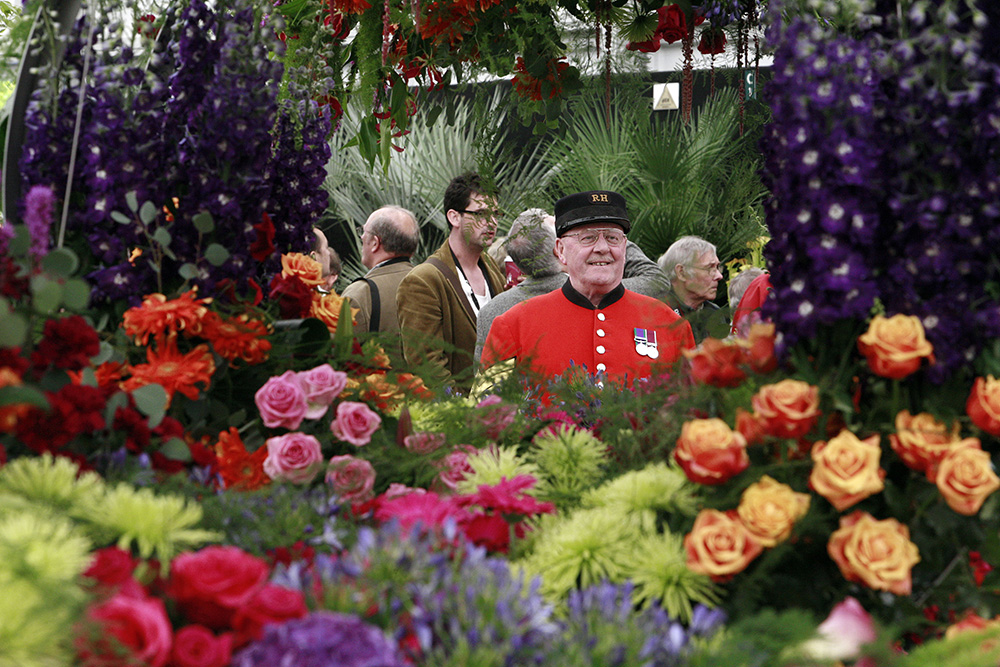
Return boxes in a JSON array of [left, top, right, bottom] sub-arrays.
[[698, 27, 727, 55], [512, 56, 570, 101], [329, 0, 371, 14], [656, 4, 688, 44]]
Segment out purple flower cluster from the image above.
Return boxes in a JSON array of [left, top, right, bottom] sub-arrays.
[[234, 611, 406, 667], [759, 2, 1000, 379], [17, 0, 331, 307]]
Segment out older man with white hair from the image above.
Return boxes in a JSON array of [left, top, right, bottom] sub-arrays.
[[658, 235, 728, 342]]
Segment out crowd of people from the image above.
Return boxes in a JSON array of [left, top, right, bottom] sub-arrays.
[[315, 172, 770, 395]]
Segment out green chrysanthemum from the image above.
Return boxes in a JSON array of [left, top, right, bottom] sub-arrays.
[[0, 577, 82, 667], [82, 483, 219, 562], [520, 506, 654, 601], [581, 462, 698, 516], [529, 424, 607, 506], [624, 532, 720, 622], [0, 453, 105, 517], [457, 445, 539, 494]]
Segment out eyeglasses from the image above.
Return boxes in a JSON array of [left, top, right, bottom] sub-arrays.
[[457, 208, 499, 221], [562, 228, 626, 247]]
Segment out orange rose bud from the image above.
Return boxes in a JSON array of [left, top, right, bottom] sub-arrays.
[[674, 418, 749, 485], [751, 379, 821, 439], [738, 322, 778, 374], [935, 439, 1000, 516], [889, 410, 962, 479], [967, 375, 1000, 437], [684, 509, 764, 582], [281, 252, 325, 287], [857, 314, 934, 380], [683, 338, 747, 388], [737, 475, 810, 547], [809, 430, 886, 511], [735, 407, 767, 447], [827, 511, 920, 596]]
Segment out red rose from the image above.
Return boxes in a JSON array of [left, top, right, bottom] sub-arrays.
[[171, 625, 233, 667], [267, 273, 314, 319], [697, 27, 727, 55], [655, 4, 688, 44], [168, 546, 270, 630], [674, 418, 749, 485], [461, 513, 512, 553], [684, 338, 747, 388], [78, 593, 173, 667], [231, 584, 308, 647], [967, 375, 1000, 437], [250, 212, 276, 262], [626, 37, 662, 53], [84, 546, 138, 587]]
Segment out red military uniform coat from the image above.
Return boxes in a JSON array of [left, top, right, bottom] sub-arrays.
[[481, 281, 695, 385]]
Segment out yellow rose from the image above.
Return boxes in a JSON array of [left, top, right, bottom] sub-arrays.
[[809, 430, 886, 511], [889, 410, 962, 479], [281, 252, 325, 287], [674, 418, 749, 485], [857, 314, 934, 380], [827, 511, 920, 595], [684, 509, 763, 582], [737, 475, 811, 547], [935, 439, 1000, 516]]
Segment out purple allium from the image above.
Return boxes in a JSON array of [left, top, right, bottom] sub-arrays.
[[22, 185, 55, 258], [234, 611, 407, 667]]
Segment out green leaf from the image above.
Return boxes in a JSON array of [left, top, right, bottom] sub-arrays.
[[152, 227, 172, 248], [9, 225, 30, 255], [179, 263, 199, 280], [40, 247, 79, 277], [159, 437, 192, 462], [31, 275, 63, 314], [0, 312, 28, 347], [102, 390, 129, 425], [332, 297, 355, 357], [131, 383, 168, 428], [111, 210, 132, 224], [125, 191, 139, 213], [193, 211, 215, 233], [425, 105, 444, 128], [92, 340, 114, 365], [228, 408, 247, 427], [139, 200, 158, 225], [0, 385, 49, 409], [204, 243, 230, 266], [61, 278, 91, 310]]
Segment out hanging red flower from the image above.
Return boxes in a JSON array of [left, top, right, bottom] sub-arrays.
[[698, 27, 727, 55], [656, 4, 688, 44], [512, 56, 570, 101], [249, 211, 276, 262]]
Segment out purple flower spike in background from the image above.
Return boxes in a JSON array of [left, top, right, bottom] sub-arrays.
[[234, 611, 407, 667], [23, 185, 55, 258]]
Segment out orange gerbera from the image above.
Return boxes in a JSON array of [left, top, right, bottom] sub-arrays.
[[215, 426, 271, 491], [123, 338, 216, 405], [202, 312, 272, 366], [281, 252, 325, 287], [123, 289, 212, 345]]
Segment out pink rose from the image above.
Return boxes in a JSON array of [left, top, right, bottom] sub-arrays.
[[83, 546, 138, 587], [168, 546, 270, 630], [385, 482, 427, 498], [330, 401, 382, 446], [262, 432, 324, 484], [296, 364, 348, 419], [255, 371, 308, 430], [801, 597, 877, 665], [404, 431, 447, 455], [79, 593, 173, 667], [435, 446, 477, 492], [170, 624, 233, 667], [476, 394, 517, 440], [326, 455, 376, 503]]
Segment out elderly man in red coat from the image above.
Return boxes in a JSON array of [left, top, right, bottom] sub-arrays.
[[481, 190, 694, 390]]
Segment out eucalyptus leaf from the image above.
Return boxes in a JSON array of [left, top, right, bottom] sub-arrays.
[[179, 263, 199, 280], [192, 211, 215, 233], [131, 383, 167, 428], [0, 312, 28, 347], [41, 247, 79, 277], [31, 275, 63, 314], [61, 278, 91, 310], [126, 190, 139, 213], [92, 340, 115, 365], [152, 226, 172, 248], [102, 390, 129, 425], [159, 437, 192, 462], [111, 210, 132, 224], [204, 243, 230, 266], [0, 385, 49, 409], [9, 225, 30, 255], [139, 200, 158, 225]]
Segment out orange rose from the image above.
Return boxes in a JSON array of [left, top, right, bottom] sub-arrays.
[[737, 322, 778, 374], [935, 439, 1000, 516], [827, 510, 920, 595], [967, 375, 1000, 437], [281, 252, 325, 287], [737, 475, 811, 547], [735, 407, 766, 447], [857, 314, 934, 380], [889, 410, 962, 479], [683, 338, 747, 388], [308, 292, 358, 335], [751, 379, 821, 439], [684, 509, 764, 582], [809, 430, 886, 511], [674, 418, 749, 485]]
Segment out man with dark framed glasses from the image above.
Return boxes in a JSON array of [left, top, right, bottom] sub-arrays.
[[397, 172, 506, 388], [657, 235, 728, 342], [481, 190, 694, 393]]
